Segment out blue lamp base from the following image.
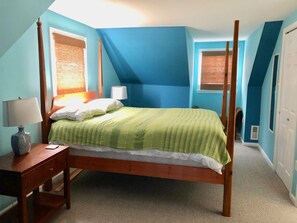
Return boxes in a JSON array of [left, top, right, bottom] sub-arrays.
[[11, 126, 31, 156]]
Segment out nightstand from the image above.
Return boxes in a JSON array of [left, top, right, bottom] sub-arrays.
[[0, 144, 70, 223]]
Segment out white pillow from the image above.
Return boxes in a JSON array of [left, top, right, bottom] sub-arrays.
[[74, 103, 106, 121], [50, 105, 81, 121], [86, 98, 123, 112]]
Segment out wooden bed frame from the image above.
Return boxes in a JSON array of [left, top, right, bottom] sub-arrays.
[[37, 19, 239, 217]]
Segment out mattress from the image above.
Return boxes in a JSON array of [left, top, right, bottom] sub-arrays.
[[51, 142, 224, 174]]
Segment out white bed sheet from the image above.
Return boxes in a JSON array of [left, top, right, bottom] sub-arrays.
[[51, 141, 223, 174]]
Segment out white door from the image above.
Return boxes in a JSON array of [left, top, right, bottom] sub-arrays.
[[275, 27, 297, 191]]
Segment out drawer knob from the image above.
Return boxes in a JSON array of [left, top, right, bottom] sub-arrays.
[[49, 168, 54, 171]]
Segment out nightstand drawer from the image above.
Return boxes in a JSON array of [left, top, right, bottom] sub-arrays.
[[23, 150, 67, 193]]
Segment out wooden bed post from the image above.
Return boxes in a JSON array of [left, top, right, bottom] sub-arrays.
[[98, 40, 103, 98], [223, 20, 239, 217], [37, 18, 49, 144], [221, 41, 229, 129], [37, 18, 54, 191]]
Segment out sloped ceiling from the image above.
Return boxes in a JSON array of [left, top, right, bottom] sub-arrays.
[[0, 0, 55, 57], [50, 0, 297, 41], [98, 27, 190, 86]]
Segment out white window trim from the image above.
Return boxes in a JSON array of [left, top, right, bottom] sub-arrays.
[[49, 27, 88, 96]]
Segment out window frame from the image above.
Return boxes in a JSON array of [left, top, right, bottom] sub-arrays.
[[49, 27, 88, 96], [197, 48, 232, 92], [268, 53, 279, 133]]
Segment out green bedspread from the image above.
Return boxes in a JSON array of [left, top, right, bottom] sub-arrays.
[[49, 107, 231, 165]]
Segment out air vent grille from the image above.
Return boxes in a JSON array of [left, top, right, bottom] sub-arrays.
[[250, 125, 259, 140]]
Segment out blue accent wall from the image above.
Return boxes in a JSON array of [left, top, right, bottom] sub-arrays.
[[243, 21, 282, 143], [125, 84, 189, 108], [0, 9, 119, 212], [259, 9, 297, 197], [97, 27, 190, 108], [192, 41, 245, 115]]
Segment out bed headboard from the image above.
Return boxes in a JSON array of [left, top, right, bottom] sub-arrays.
[[49, 91, 97, 116]]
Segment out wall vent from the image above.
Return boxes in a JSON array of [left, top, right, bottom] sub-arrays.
[[250, 125, 259, 140]]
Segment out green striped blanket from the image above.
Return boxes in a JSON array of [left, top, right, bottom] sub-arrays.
[[49, 107, 230, 165]]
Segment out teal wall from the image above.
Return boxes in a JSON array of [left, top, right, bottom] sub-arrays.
[[0, 9, 119, 212], [192, 41, 245, 115], [259, 9, 297, 196], [241, 25, 264, 141], [0, 0, 54, 57]]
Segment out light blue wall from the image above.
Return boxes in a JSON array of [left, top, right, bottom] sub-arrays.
[[102, 45, 121, 97], [0, 9, 119, 212], [0, 0, 54, 57], [40, 10, 120, 103], [0, 22, 42, 212], [259, 9, 297, 196], [192, 41, 245, 115]]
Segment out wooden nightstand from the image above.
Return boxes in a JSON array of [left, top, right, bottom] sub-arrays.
[[0, 144, 70, 223]]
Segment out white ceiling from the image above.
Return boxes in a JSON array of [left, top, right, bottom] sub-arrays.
[[49, 0, 297, 41]]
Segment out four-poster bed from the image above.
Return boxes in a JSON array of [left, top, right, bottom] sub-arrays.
[[37, 19, 239, 217]]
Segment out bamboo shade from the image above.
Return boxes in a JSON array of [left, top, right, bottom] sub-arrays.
[[53, 33, 85, 48], [201, 51, 232, 90], [55, 36, 86, 95], [53, 33, 86, 95]]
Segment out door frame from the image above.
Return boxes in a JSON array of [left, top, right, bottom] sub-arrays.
[[273, 20, 297, 192]]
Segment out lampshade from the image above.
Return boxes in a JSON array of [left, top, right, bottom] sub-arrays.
[[111, 86, 127, 100], [2, 97, 43, 156], [3, 97, 43, 127]]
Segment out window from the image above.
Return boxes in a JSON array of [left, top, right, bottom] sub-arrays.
[[199, 50, 232, 90], [50, 28, 87, 96]]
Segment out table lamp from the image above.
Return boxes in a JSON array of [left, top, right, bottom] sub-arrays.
[[111, 86, 127, 100], [2, 97, 43, 156]]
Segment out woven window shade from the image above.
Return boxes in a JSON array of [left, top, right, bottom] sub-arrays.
[[53, 33, 85, 48], [53, 33, 86, 95], [201, 51, 232, 90]]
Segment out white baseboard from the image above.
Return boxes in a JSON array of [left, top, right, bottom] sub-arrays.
[[0, 200, 17, 216], [258, 144, 274, 170], [290, 192, 297, 207], [241, 139, 274, 170], [241, 141, 259, 147], [0, 191, 33, 216], [240, 137, 259, 147]]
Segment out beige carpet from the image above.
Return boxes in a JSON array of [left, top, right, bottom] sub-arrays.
[[49, 142, 297, 223]]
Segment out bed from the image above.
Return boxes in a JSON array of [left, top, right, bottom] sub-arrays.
[[36, 19, 239, 217]]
